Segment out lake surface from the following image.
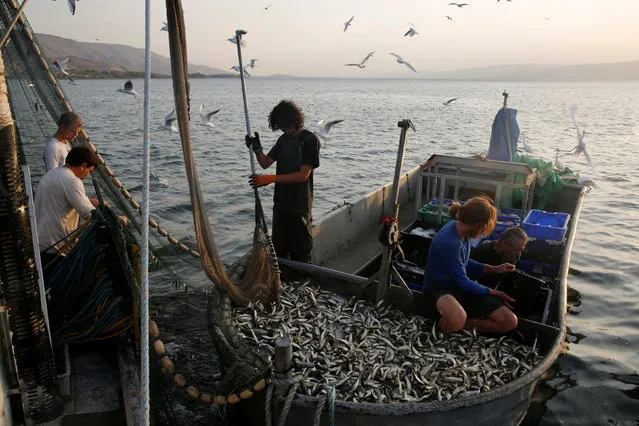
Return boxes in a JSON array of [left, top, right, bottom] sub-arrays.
[[17, 77, 639, 425]]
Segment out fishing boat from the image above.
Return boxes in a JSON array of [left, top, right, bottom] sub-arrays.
[[260, 118, 587, 424], [0, 1, 589, 424]]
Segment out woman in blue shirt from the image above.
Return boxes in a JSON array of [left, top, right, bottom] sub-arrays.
[[423, 196, 518, 334]]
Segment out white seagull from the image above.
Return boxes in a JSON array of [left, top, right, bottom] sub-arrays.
[[231, 65, 251, 78], [521, 132, 533, 153], [554, 148, 565, 170], [117, 80, 139, 99], [160, 22, 168, 31], [446, 16, 453, 20], [569, 106, 592, 164], [53, 57, 71, 76], [227, 35, 246, 47], [68, 0, 76, 15], [449, 2, 469, 7], [150, 172, 169, 187], [344, 16, 354, 32], [315, 119, 344, 140], [163, 110, 178, 132], [404, 25, 418, 37], [199, 104, 221, 128], [389, 53, 417, 73], [344, 51, 375, 69], [247, 59, 258, 69]]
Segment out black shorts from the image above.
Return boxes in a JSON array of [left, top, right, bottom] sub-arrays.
[[425, 287, 503, 321]]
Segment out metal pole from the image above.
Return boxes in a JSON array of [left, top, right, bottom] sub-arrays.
[[0, 0, 30, 50], [376, 119, 413, 303], [140, 0, 152, 422], [234, 30, 257, 176]]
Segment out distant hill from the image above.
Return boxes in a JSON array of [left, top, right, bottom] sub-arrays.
[[428, 61, 639, 81], [37, 34, 229, 77]]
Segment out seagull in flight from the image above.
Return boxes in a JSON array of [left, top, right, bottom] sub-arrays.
[[446, 16, 453, 20], [554, 148, 565, 170], [520, 132, 533, 153], [150, 172, 169, 187], [449, 3, 469, 7], [231, 65, 251, 78], [227, 35, 246, 47], [389, 53, 417, 73], [67, 0, 76, 15], [53, 57, 76, 83], [117, 80, 139, 99], [443, 97, 458, 106], [247, 59, 258, 69], [263, 4, 272, 11], [344, 51, 375, 69], [163, 110, 178, 132], [160, 22, 168, 31], [315, 119, 344, 140], [53, 57, 71, 76], [569, 106, 592, 164], [199, 104, 221, 128], [404, 25, 418, 37], [344, 16, 354, 32]]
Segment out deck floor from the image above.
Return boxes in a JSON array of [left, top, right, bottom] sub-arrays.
[[320, 199, 417, 274]]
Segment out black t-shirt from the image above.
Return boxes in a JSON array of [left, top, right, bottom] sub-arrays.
[[267, 129, 320, 214], [471, 240, 503, 266], [471, 240, 503, 288]]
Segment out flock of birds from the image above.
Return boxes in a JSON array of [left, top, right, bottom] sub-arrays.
[[51, 0, 594, 184]]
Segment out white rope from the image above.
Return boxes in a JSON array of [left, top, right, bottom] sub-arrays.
[[140, 0, 152, 423]]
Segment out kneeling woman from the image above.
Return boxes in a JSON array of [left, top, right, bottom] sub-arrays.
[[423, 196, 518, 333]]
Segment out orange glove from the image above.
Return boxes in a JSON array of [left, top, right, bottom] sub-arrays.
[[249, 174, 276, 188]]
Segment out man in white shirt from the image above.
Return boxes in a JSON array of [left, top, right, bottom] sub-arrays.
[[43, 111, 82, 171], [36, 146, 99, 267]]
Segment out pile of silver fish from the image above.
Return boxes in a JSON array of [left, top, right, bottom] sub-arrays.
[[233, 281, 542, 403]]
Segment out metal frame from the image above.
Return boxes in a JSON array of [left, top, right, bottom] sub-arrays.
[[416, 154, 537, 225]]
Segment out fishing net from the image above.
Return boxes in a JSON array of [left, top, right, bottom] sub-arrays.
[[1, 0, 279, 421], [165, 0, 281, 308], [45, 206, 140, 348]]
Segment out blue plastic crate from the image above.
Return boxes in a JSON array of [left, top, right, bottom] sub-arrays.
[[517, 259, 559, 278], [523, 210, 570, 241]]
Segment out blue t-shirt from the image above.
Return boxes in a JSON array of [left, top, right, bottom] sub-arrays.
[[423, 221, 489, 296]]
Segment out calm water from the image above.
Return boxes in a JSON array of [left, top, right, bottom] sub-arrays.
[[19, 78, 639, 425]]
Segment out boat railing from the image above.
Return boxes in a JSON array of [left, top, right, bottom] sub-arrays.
[[417, 155, 537, 224]]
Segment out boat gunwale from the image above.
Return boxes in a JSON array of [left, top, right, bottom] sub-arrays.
[[286, 176, 587, 416]]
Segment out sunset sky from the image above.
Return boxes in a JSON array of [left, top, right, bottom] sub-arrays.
[[25, 0, 639, 77]]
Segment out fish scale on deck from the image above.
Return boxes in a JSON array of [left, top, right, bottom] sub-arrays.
[[233, 280, 542, 403]]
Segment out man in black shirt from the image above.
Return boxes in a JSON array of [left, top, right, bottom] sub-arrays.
[[471, 226, 528, 288], [246, 100, 320, 263]]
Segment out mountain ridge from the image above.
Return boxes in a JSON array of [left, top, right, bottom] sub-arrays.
[[37, 33, 229, 77]]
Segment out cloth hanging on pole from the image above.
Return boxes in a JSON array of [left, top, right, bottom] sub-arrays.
[[487, 108, 520, 162]]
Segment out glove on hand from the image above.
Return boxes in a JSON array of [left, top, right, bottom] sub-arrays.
[[249, 174, 276, 188], [245, 132, 263, 154]]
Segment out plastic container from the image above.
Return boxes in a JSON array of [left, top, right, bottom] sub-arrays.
[[523, 209, 570, 241], [517, 259, 559, 278], [418, 208, 452, 228], [524, 237, 564, 264]]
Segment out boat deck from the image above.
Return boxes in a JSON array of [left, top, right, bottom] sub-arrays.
[[320, 199, 417, 274]]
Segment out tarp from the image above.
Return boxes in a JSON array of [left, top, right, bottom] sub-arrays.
[[487, 108, 520, 162]]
